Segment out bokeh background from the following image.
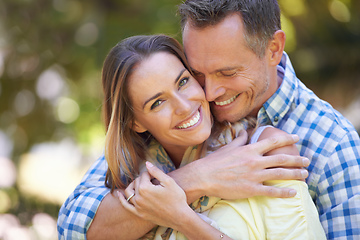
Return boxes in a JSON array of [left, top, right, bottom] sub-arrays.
[[0, 0, 359, 239]]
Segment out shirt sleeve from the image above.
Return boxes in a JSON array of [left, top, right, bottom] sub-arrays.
[[315, 130, 360, 239], [249, 125, 274, 144], [57, 155, 110, 240]]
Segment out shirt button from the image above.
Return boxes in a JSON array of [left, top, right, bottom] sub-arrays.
[[274, 116, 279, 122]]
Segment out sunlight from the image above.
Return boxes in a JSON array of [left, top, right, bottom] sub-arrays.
[[13, 90, 35, 117], [281, 15, 297, 53], [0, 131, 13, 159], [36, 67, 67, 102], [0, 191, 11, 213], [279, 0, 307, 16], [342, 96, 360, 131], [18, 139, 89, 205], [0, 157, 16, 188], [329, 0, 351, 22], [75, 22, 99, 47], [32, 213, 57, 239], [56, 97, 80, 123]]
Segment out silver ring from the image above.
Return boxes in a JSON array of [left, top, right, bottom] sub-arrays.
[[126, 193, 135, 202]]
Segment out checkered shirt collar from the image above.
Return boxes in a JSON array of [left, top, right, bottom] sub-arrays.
[[258, 52, 298, 127]]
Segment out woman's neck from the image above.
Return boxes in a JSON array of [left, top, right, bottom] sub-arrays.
[[163, 142, 206, 169], [165, 147, 187, 169]]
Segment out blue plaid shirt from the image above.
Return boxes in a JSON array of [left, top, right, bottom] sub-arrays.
[[57, 53, 360, 239]]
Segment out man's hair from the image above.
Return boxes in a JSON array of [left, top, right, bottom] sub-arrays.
[[178, 0, 281, 58]]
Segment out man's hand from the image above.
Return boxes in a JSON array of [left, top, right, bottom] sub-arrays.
[[169, 133, 309, 202]]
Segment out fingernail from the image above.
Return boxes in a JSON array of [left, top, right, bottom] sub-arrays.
[[292, 135, 299, 141], [301, 169, 308, 178], [146, 161, 154, 167], [289, 189, 297, 196], [302, 158, 310, 166]]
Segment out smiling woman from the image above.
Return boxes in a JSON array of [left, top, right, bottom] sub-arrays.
[[101, 34, 229, 239], [101, 35, 212, 191], [127, 51, 212, 166]]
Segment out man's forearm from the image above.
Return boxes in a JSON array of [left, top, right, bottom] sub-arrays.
[[168, 134, 310, 201], [87, 191, 156, 240], [168, 157, 210, 204]]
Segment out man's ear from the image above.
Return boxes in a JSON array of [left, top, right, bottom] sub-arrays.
[[267, 30, 286, 66], [132, 121, 147, 133]]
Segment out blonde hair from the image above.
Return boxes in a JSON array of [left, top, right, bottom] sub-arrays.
[[208, 116, 259, 152], [102, 35, 194, 191]]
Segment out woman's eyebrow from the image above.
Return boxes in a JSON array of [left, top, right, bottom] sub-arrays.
[[174, 68, 186, 84], [143, 92, 162, 110], [142, 68, 187, 109]]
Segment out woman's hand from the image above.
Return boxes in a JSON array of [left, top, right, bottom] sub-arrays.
[[118, 162, 233, 240], [118, 161, 192, 229]]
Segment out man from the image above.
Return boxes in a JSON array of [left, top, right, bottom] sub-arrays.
[[58, 1, 360, 239], [178, 0, 360, 239]]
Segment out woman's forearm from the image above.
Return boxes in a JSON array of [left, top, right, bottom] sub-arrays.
[[87, 191, 156, 240], [174, 208, 232, 240]]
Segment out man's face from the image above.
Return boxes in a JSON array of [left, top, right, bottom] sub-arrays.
[[183, 13, 276, 123]]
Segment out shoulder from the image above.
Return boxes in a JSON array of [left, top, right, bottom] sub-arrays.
[[257, 126, 287, 142], [251, 125, 289, 144], [256, 126, 299, 156]]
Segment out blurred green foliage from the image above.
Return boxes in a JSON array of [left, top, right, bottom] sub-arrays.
[[0, 0, 359, 230]]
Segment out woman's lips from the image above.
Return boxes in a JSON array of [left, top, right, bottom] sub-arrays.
[[176, 109, 201, 129]]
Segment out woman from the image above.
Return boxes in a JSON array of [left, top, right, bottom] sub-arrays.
[[102, 34, 326, 239]]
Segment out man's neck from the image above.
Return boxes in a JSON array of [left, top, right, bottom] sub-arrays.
[[277, 73, 284, 88]]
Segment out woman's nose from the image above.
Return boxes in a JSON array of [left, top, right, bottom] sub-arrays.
[[174, 94, 192, 115]]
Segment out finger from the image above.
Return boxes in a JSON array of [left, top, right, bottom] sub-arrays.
[[117, 191, 138, 215], [256, 185, 297, 198], [260, 167, 308, 182], [251, 134, 299, 155], [261, 154, 310, 169], [124, 190, 136, 205], [145, 161, 171, 186], [124, 181, 135, 199], [134, 176, 141, 196], [138, 171, 154, 192], [139, 169, 152, 183], [230, 129, 248, 146]]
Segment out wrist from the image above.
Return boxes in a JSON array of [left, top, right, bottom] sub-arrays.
[[168, 159, 208, 203], [175, 208, 228, 240]]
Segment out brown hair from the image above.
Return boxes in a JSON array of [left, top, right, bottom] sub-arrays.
[[178, 0, 281, 58], [102, 35, 193, 191]]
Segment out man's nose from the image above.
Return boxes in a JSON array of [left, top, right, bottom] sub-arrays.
[[204, 77, 226, 102]]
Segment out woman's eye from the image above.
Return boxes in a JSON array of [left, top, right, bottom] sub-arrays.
[[151, 99, 163, 110], [179, 77, 189, 88]]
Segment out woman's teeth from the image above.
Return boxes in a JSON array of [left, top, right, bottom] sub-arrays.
[[215, 94, 239, 106], [177, 111, 200, 129]]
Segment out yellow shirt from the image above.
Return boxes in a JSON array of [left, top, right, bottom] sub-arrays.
[[142, 122, 326, 239]]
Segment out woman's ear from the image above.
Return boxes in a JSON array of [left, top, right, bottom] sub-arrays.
[[267, 30, 286, 66], [132, 121, 147, 133]]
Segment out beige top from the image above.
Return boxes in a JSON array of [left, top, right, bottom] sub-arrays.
[[141, 123, 326, 239]]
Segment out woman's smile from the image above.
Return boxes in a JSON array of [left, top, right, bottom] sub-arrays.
[[176, 108, 201, 129]]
